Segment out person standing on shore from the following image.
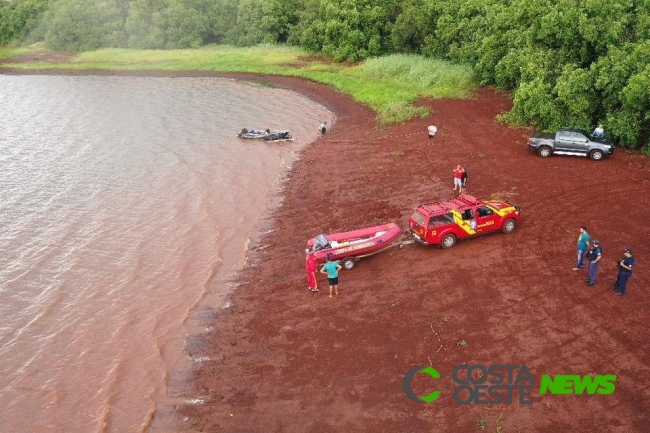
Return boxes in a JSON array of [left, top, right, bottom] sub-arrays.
[[613, 249, 634, 296], [592, 123, 605, 139], [319, 121, 327, 134], [320, 253, 342, 298], [586, 239, 602, 286], [428, 124, 437, 140], [572, 227, 590, 271], [453, 163, 463, 192], [305, 249, 318, 292], [460, 167, 468, 195]]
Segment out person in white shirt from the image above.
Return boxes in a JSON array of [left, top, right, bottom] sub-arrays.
[[319, 121, 327, 134], [428, 124, 437, 140]]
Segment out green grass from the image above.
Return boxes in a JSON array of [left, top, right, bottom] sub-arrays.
[[0, 44, 477, 125], [0, 46, 31, 62]]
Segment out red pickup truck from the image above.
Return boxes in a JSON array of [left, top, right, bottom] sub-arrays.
[[408, 195, 521, 248]]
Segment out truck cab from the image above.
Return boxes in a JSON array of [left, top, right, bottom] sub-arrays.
[[408, 195, 520, 248]]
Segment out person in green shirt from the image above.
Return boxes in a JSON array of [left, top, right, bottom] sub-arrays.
[[320, 253, 342, 299], [573, 226, 590, 270]]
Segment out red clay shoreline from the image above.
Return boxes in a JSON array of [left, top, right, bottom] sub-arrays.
[[3, 68, 649, 432]]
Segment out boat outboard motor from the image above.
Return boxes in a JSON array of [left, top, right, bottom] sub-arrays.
[[313, 234, 330, 251]]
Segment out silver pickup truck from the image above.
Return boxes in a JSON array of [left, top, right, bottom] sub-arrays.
[[527, 128, 614, 161]]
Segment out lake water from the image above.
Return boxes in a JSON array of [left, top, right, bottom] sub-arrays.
[[0, 75, 332, 432]]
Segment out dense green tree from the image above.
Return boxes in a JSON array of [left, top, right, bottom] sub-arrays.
[[0, 2, 12, 45], [0, 0, 49, 45], [158, 0, 210, 48], [205, 0, 239, 44], [390, 0, 439, 54], [290, 0, 399, 61], [42, 0, 125, 51], [125, 0, 215, 49]]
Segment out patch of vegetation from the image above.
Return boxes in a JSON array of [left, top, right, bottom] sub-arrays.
[[378, 101, 429, 126], [490, 187, 519, 201], [391, 150, 405, 157], [495, 412, 505, 433], [0, 47, 30, 62]]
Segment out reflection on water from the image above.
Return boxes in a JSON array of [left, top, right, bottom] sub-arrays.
[[0, 75, 332, 432]]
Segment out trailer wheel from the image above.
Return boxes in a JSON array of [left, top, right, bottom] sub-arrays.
[[440, 234, 457, 249], [341, 258, 356, 270]]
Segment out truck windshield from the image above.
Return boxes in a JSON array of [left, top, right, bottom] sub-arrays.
[[411, 212, 427, 227]]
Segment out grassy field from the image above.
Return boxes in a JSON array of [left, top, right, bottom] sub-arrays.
[[0, 47, 30, 62], [0, 44, 477, 125]]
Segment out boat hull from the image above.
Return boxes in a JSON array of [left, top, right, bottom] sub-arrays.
[[237, 129, 293, 141], [307, 223, 402, 264]]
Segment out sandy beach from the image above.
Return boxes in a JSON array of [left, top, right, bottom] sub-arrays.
[[3, 68, 649, 432]]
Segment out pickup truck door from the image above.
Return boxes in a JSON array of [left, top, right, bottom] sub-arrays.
[[568, 132, 590, 154], [475, 206, 499, 234], [456, 208, 477, 239], [555, 130, 573, 151], [427, 213, 455, 244]]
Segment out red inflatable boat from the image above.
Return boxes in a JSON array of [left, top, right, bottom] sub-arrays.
[[307, 223, 402, 270]]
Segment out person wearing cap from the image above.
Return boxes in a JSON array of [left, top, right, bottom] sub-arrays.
[[586, 239, 602, 286], [319, 121, 327, 134], [614, 249, 635, 295], [305, 249, 318, 292], [573, 226, 590, 271]]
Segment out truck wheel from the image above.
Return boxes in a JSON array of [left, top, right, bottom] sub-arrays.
[[440, 234, 457, 249], [341, 258, 356, 270], [590, 149, 604, 161], [502, 218, 516, 233], [538, 146, 552, 158]]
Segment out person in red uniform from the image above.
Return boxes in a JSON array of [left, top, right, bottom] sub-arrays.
[[305, 249, 318, 292]]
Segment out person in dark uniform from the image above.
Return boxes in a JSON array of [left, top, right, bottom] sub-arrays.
[[614, 249, 634, 295], [586, 239, 602, 286]]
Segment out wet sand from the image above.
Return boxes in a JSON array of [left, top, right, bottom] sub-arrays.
[[3, 67, 649, 432]]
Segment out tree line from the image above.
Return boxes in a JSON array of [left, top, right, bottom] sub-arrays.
[[1, 0, 648, 149]]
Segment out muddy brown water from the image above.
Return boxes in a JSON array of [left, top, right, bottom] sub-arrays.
[[0, 75, 334, 432]]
